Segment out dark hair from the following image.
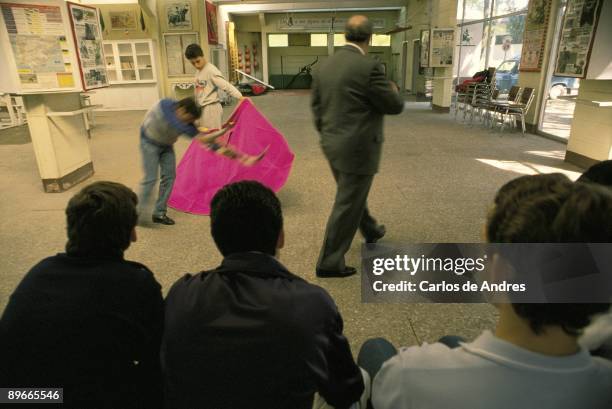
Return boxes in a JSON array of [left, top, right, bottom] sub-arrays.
[[184, 43, 204, 59], [487, 175, 612, 335], [210, 181, 283, 256], [487, 173, 572, 242], [65, 181, 138, 257], [577, 160, 612, 187], [176, 97, 201, 119], [345, 17, 373, 43]]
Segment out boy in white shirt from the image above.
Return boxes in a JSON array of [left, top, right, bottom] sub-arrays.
[[185, 43, 242, 129], [365, 175, 612, 409]]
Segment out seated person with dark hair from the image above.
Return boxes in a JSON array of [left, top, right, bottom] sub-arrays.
[[0, 181, 164, 409], [577, 159, 612, 358], [366, 174, 612, 409], [577, 159, 612, 187], [162, 181, 365, 409]]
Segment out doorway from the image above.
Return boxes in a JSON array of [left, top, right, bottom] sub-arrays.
[[412, 40, 420, 93], [538, 0, 580, 141], [400, 41, 408, 91]]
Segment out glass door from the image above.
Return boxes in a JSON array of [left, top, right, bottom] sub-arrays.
[[538, 1, 580, 140]]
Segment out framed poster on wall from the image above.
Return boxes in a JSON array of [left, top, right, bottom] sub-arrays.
[[554, 0, 602, 78], [66, 2, 108, 90], [429, 28, 454, 67], [0, 1, 80, 92], [205, 1, 218, 45], [520, 0, 552, 72], [163, 32, 198, 76], [110, 10, 137, 30], [419, 29, 430, 68], [166, 1, 192, 31]]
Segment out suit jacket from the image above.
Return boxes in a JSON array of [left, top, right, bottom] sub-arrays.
[[311, 45, 404, 175], [162, 252, 364, 409], [0, 253, 164, 409]]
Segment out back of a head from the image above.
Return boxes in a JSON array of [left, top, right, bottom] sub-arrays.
[[210, 181, 283, 256], [65, 181, 138, 257], [184, 43, 204, 60], [486, 175, 612, 335], [345, 15, 373, 44], [577, 159, 612, 187]]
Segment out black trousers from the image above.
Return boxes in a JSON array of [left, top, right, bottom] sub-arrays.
[[317, 165, 381, 271]]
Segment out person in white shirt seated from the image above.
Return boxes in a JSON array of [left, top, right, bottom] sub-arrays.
[[363, 174, 612, 409]]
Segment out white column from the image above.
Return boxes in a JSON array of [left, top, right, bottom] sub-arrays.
[[23, 92, 93, 192], [430, 0, 457, 112], [259, 13, 269, 84]]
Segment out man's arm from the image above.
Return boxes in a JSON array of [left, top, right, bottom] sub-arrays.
[[135, 269, 165, 409], [371, 353, 410, 409], [367, 63, 404, 115], [211, 73, 243, 99], [315, 305, 365, 409], [310, 73, 323, 132]]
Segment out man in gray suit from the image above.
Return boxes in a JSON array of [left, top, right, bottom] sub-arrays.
[[312, 15, 404, 278]]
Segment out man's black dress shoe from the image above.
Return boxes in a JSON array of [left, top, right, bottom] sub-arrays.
[[152, 215, 175, 225], [316, 266, 357, 278], [365, 225, 386, 244]]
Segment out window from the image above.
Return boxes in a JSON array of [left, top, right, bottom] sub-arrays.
[[310, 33, 328, 47], [493, 0, 528, 17], [289, 33, 309, 46], [454, 0, 528, 90], [497, 59, 518, 72], [371, 34, 391, 47], [333, 33, 346, 47], [268, 34, 288, 47]]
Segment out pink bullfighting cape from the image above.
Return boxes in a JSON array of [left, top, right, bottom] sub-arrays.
[[168, 99, 294, 215]]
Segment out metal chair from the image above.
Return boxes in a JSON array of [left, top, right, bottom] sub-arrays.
[[483, 86, 521, 127], [468, 82, 495, 124], [496, 87, 536, 134]]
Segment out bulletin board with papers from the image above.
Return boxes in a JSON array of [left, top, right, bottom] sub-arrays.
[[429, 28, 455, 67], [554, 0, 602, 78], [0, 1, 80, 92]]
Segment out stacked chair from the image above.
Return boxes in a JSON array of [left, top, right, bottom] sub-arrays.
[[489, 87, 536, 135], [454, 75, 536, 135], [454, 67, 496, 124]]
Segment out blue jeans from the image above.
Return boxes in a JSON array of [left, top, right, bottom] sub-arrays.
[[138, 134, 176, 218]]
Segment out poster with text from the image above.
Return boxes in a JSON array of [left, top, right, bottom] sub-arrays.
[[520, 0, 552, 71], [430, 28, 454, 67], [67, 2, 108, 90], [0, 2, 76, 91], [166, 2, 191, 30], [420, 29, 430, 68], [205, 1, 218, 45], [554, 0, 602, 78]]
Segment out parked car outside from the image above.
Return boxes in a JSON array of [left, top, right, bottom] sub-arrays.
[[495, 58, 579, 99]]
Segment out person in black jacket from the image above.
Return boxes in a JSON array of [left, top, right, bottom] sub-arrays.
[[311, 15, 404, 278], [0, 181, 164, 409], [162, 181, 365, 409]]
